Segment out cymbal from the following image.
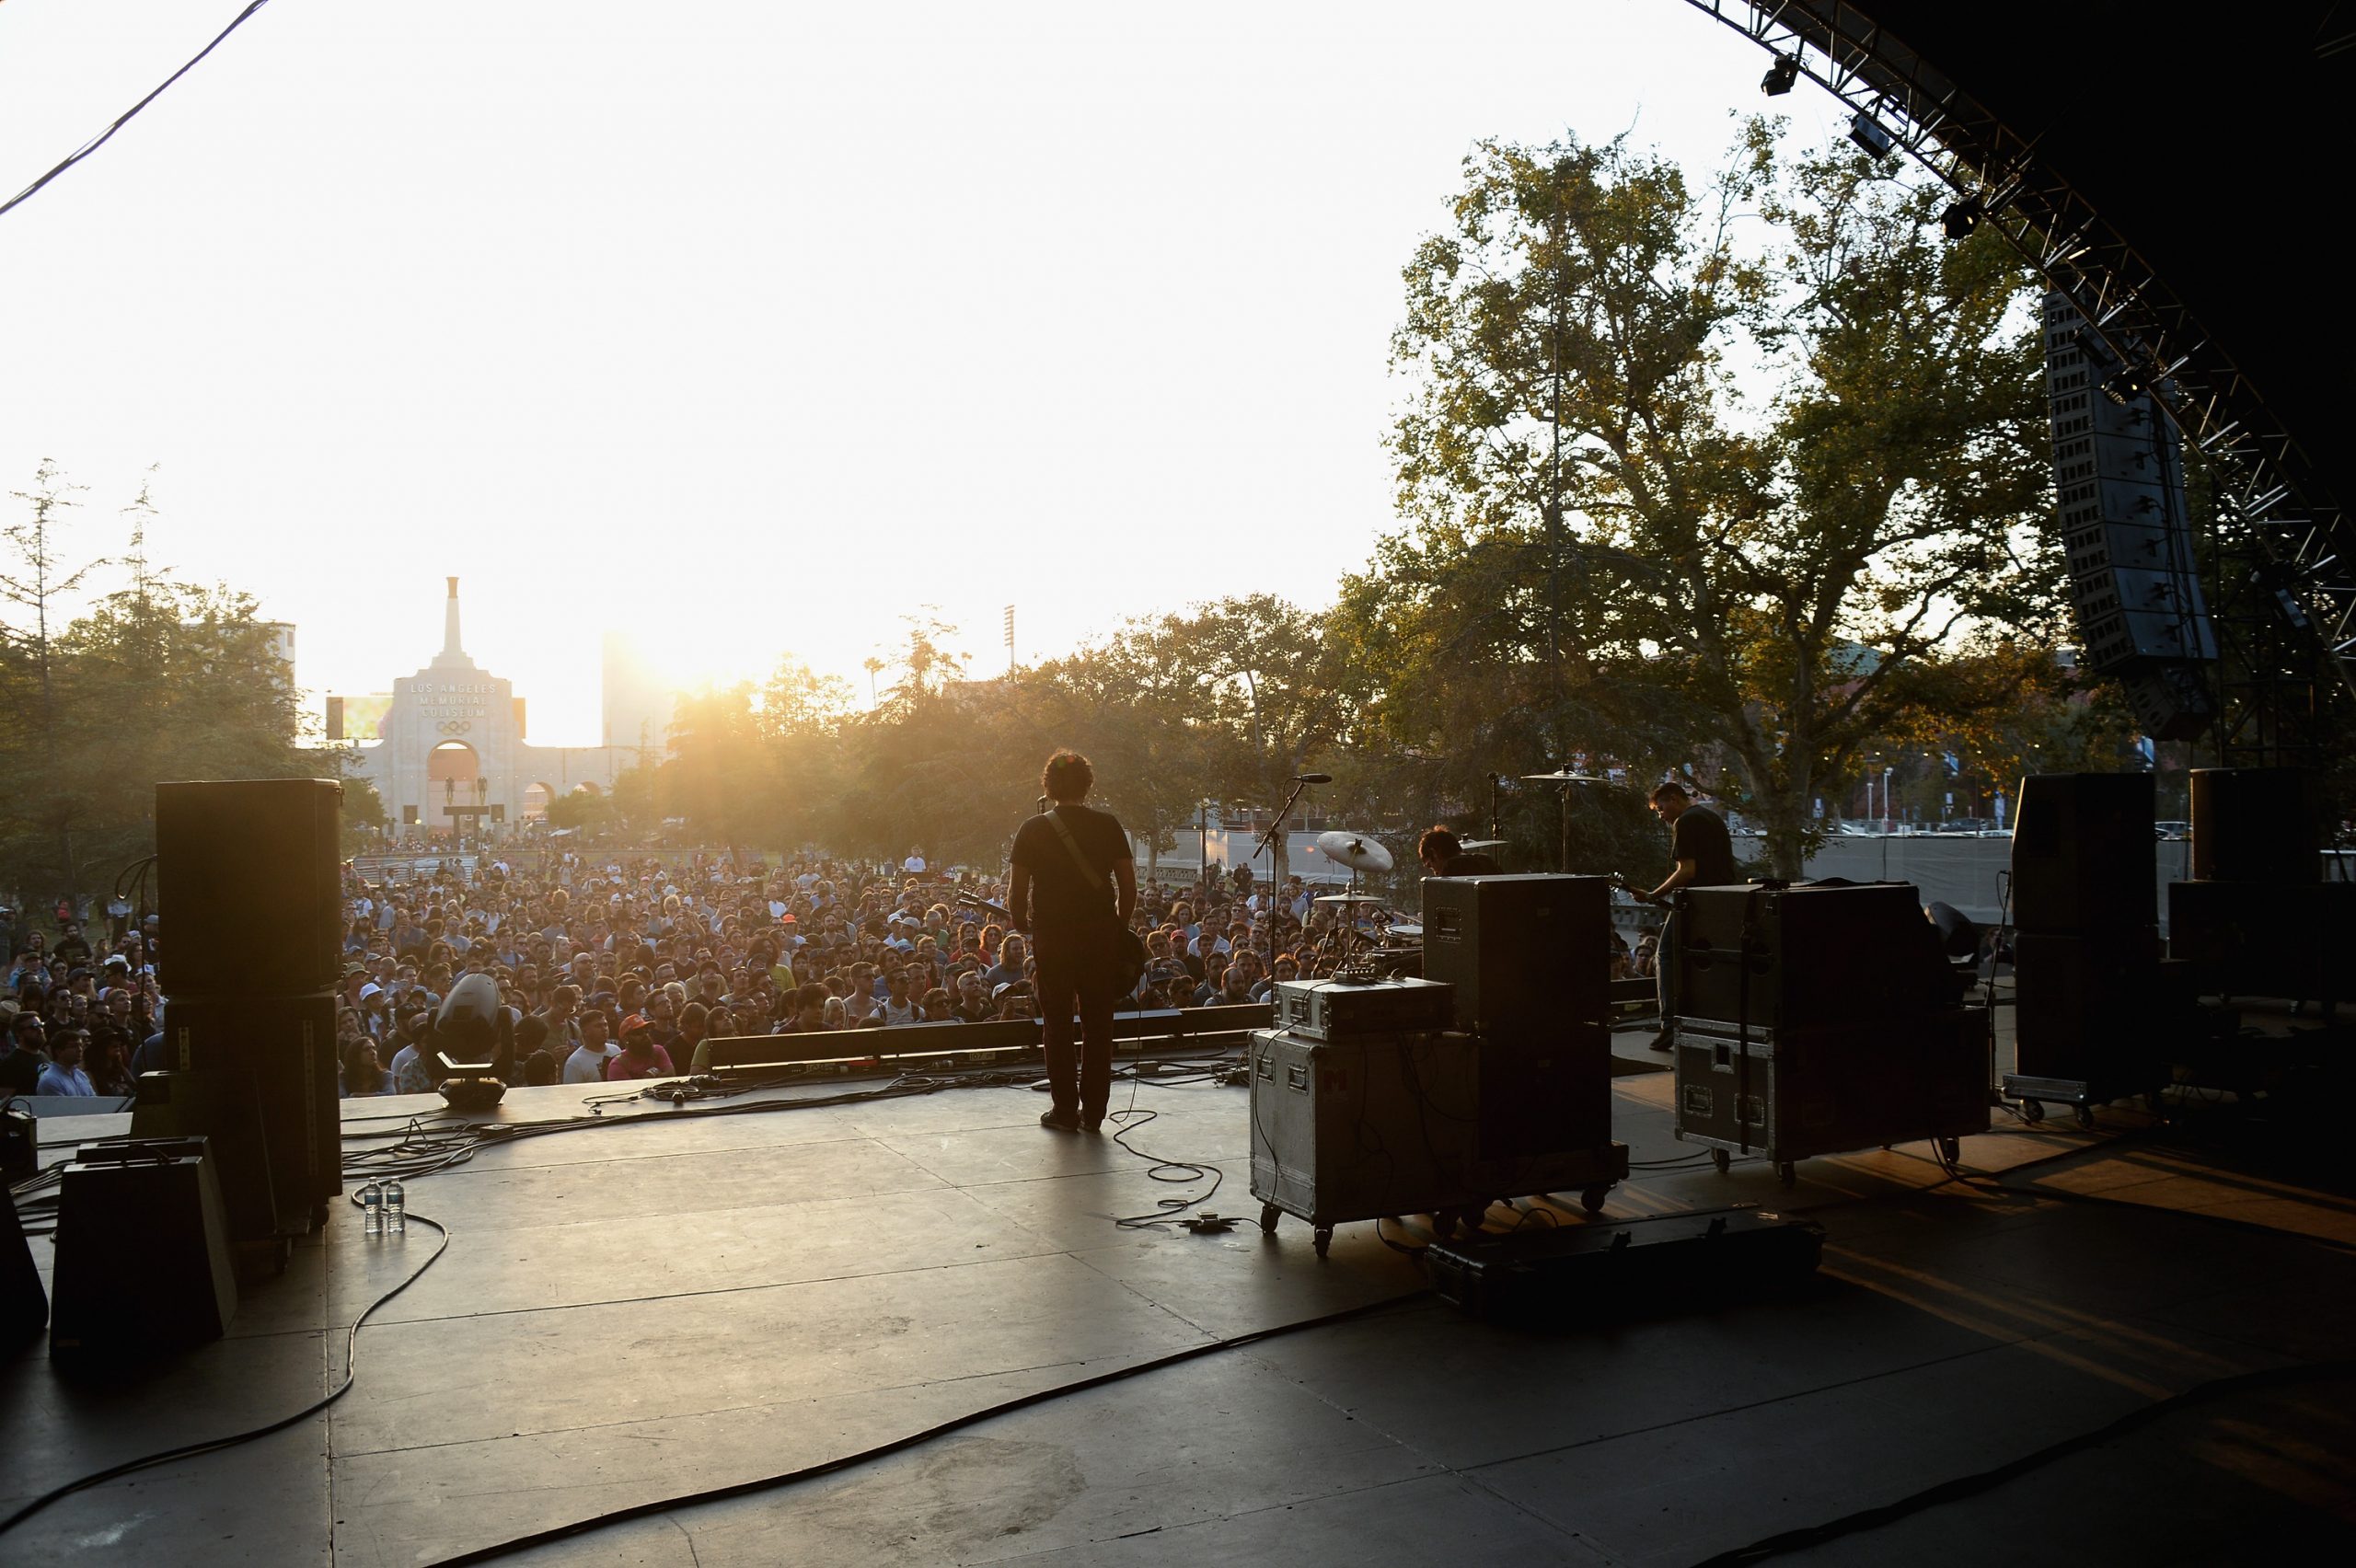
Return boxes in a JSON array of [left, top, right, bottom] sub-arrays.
[[1458, 838, 1508, 852], [1520, 771, 1607, 783], [1313, 894, 1390, 905], [1314, 830, 1394, 873]]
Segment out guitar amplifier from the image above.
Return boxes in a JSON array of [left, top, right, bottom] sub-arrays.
[[1274, 976, 1455, 1042]]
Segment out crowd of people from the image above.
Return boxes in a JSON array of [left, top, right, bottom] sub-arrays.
[[0, 909, 157, 1099], [0, 837, 1670, 1105], [322, 847, 1439, 1098]]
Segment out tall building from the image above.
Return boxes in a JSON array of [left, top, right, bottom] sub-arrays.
[[600, 629, 676, 759], [337, 578, 634, 837]]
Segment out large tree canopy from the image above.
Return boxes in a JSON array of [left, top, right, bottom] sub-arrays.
[[1350, 122, 2057, 874]]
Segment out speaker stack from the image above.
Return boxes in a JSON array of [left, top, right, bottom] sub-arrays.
[[154, 778, 347, 1235], [1420, 874, 1625, 1198], [1669, 882, 1986, 1185], [2169, 767, 2353, 1012], [2004, 772, 2167, 1122]]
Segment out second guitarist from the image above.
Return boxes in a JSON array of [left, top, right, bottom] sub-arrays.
[[1008, 750, 1137, 1133], [1642, 781, 1738, 1052]]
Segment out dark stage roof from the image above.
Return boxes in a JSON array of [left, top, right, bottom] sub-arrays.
[[1699, 1, 2356, 545]]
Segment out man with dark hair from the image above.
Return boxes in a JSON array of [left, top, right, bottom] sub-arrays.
[[1008, 750, 1135, 1134], [1416, 825, 1501, 878], [1643, 780, 1738, 1050]]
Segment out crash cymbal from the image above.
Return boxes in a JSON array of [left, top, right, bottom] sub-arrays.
[[1313, 894, 1390, 905], [1458, 839, 1508, 852], [1520, 770, 1607, 783], [1313, 831, 1394, 873]]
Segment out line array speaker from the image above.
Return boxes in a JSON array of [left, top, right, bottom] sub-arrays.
[[2041, 292, 2214, 740]]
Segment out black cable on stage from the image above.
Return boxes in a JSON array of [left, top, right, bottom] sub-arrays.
[[0, 1199, 451, 1539], [422, 1288, 1429, 1568], [1686, 1355, 2356, 1566], [0, 1, 278, 225]]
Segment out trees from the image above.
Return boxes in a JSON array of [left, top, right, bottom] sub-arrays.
[[1, 464, 321, 905], [1371, 123, 2052, 875]]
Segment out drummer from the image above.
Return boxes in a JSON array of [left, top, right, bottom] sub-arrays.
[[1416, 826, 1501, 878]]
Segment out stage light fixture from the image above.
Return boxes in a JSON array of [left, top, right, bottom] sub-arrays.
[[1848, 110, 1895, 161], [1761, 54, 1799, 96], [1941, 194, 1983, 239]]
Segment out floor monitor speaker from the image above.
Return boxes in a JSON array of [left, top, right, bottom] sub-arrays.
[[2, 1181, 45, 1345], [50, 1138, 238, 1359]]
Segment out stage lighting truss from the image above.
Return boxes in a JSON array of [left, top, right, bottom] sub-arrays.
[[1680, 0, 2356, 698]]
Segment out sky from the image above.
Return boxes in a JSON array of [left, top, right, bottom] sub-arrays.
[[0, 0, 1832, 746]]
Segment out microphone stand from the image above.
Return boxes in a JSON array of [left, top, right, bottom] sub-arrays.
[[1251, 778, 1313, 993]]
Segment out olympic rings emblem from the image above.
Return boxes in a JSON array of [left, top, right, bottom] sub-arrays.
[[438, 721, 471, 735]]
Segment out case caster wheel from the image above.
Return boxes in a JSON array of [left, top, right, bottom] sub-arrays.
[[1312, 1227, 1333, 1259], [1430, 1209, 1455, 1241], [1580, 1185, 1611, 1215], [2019, 1100, 2045, 1124], [1259, 1203, 1280, 1235], [1776, 1161, 1796, 1189], [1935, 1136, 1960, 1165], [1711, 1148, 1731, 1173], [2074, 1105, 2097, 1131]]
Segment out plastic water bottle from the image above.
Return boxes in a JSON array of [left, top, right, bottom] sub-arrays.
[[383, 1178, 406, 1236], [361, 1182, 384, 1237]]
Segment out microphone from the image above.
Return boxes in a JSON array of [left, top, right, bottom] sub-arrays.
[[1293, 773, 1333, 784]]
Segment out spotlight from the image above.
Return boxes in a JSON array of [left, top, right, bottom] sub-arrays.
[[2099, 368, 2147, 408], [1761, 54, 1799, 96], [1941, 194, 1983, 239], [1848, 110, 1895, 160]]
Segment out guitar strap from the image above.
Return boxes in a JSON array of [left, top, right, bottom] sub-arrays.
[[1044, 811, 1114, 917]]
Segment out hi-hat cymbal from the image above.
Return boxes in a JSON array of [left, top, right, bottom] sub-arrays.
[[1313, 830, 1394, 873], [1520, 770, 1607, 783], [1313, 894, 1390, 905]]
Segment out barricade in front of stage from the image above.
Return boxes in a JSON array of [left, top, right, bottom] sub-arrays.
[[701, 1003, 1274, 1078]]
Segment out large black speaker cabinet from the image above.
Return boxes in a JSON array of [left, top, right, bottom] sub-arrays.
[[2168, 879, 2356, 1003], [1674, 882, 1949, 1031], [2189, 767, 2320, 884], [156, 778, 344, 997], [1421, 874, 1610, 1036], [50, 1138, 238, 1359], [2011, 773, 2156, 932], [131, 1069, 284, 1242], [1477, 1024, 1611, 1162], [2012, 929, 2165, 1089], [167, 994, 342, 1218], [2, 1181, 46, 1345]]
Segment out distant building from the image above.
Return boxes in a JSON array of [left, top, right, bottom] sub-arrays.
[[338, 579, 634, 839], [600, 629, 676, 758]]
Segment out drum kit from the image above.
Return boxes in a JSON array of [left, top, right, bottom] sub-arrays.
[[1309, 830, 1421, 976]]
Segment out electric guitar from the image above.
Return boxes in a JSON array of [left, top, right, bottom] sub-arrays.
[[1607, 874, 1671, 908]]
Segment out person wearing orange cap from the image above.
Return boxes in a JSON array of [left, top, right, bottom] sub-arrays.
[[603, 1014, 676, 1081]]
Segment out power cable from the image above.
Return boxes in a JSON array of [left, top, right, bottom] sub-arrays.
[[422, 1290, 1429, 1568], [0, 1197, 450, 1539], [0, 2, 278, 225], [1687, 1355, 2356, 1566]]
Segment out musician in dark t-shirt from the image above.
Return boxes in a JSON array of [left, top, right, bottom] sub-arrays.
[[1008, 751, 1136, 1133], [1644, 781, 1739, 1050], [1415, 826, 1501, 878]]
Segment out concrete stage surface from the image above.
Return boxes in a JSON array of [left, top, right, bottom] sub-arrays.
[[9, 1019, 2356, 1567]]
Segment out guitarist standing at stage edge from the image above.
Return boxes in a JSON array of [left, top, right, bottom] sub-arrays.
[[1007, 751, 1136, 1135], [1642, 781, 1738, 1054]]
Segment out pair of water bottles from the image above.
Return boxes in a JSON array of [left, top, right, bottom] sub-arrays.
[[359, 1179, 406, 1236]]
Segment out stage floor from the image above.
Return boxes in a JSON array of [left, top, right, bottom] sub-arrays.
[[9, 1013, 2356, 1566]]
